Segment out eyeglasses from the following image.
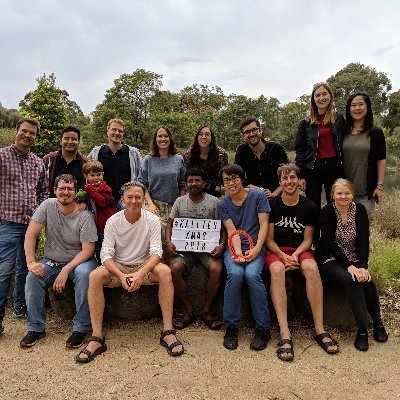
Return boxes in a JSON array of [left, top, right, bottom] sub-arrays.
[[242, 127, 260, 136], [222, 176, 240, 185], [56, 187, 76, 192]]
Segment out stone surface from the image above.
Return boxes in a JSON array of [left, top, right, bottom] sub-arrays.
[[48, 267, 356, 327]]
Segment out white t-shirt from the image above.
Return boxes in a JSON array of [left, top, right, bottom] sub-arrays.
[[100, 209, 162, 265]]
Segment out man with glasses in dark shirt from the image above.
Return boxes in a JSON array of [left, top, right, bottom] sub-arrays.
[[235, 116, 288, 200]]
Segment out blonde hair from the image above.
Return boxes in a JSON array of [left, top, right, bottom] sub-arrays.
[[83, 160, 103, 175], [309, 82, 336, 125], [107, 118, 125, 130], [330, 178, 355, 198]]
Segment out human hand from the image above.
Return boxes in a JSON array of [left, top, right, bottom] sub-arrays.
[[53, 269, 69, 293], [148, 204, 160, 216], [210, 244, 225, 258], [124, 272, 144, 292], [244, 247, 261, 262], [372, 188, 383, 204], [298, 179, 306, 191], [78, 202, 88, 212], [28, 261, 45, 277], [165, 241, 177, 256]]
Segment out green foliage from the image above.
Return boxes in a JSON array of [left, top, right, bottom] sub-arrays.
[[0, 127, 14, 148], [0, 104, 21, 128], [373, 190, 400, 239], [327, 62, 392, 114], [383, 90, 400, 133], [19, 73, 69, 157]]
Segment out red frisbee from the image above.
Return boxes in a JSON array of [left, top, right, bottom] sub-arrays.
[[227, 230, 254, 259]]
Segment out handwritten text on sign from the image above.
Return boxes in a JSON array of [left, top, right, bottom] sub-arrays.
[[171, 218, 221, 253]]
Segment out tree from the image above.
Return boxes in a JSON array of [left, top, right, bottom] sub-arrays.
[[19, 73, 69, 156], [327, 63, 392, 114], [91, 69, 163, 149], [0, 103, 21, 129], [383, 90, 400, 133]]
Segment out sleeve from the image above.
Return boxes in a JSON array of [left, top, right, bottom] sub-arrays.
[[375, 128, 386, 161], [319, 205, 352, 268], [148, 215, 163, 259], [79, 212, 98, 243], [217, 198, 230, 222], [85, 183, 115, 208], [355, 204, 370, 267], [256, 190, 271, 213], [31, 199, 49, 225], [138, 156, 149, 188], [169, 197, 181, 219], [100, 218, 117, 263], [178, 156, 186, 191], [36, 163, 50, 205], [131, 147, 142, 180], [294, 119, 307, 176], [269, 199, 277, 223]]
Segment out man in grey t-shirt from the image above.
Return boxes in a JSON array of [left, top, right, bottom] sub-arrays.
[[20, 174, 98, 350], [165, 167, 226, 330]]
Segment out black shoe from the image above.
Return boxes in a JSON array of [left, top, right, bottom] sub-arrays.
[[250, 328, 271, 351], [223, 326, 239, 350], [20, 331, 46, 348], [354, 329, 368, 351], [66, 331, 88, 349], [373, 323, 388, 342]]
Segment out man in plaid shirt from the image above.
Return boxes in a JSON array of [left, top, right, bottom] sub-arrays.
[[0, 118, 49, 334]]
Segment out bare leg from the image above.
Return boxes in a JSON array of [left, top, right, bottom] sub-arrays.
[[150, 263, 183, 354], [300, 259, 337, 352], [169, 261, 193, 313], [76, 267, 111, 360], [203, 259, 222, 312]]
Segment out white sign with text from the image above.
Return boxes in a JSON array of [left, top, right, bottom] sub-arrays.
[[171, 218, 221, 253]]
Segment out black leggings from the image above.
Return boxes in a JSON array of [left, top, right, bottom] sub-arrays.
[[320, 261, 381, 329]]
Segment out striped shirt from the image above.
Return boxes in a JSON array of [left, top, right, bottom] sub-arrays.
[[0, 145, 49, 224]]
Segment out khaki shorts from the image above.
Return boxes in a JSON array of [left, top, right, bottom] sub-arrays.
[[101, 261, 157, 288], [170, 252, 213, 270]]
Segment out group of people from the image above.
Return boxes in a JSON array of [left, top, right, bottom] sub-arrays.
[[0, 81, 388, 364]]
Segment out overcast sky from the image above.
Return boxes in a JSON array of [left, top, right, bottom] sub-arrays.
[[1, 0, 399, 115]]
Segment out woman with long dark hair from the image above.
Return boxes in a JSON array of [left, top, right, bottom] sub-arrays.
[[343, 92, 386, 213], [139, 126, 185, 234], [317, 178, 388, 351], [295, 82, 347, 211], [183, 124, 228, 197]]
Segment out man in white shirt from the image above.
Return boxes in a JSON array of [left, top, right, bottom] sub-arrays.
[[75, 181, 184, 363]]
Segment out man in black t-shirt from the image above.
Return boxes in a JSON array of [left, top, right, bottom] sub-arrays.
[[265, 163, 338, 361]]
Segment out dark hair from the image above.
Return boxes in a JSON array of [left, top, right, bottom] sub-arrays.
[[54, 174, 78, 190], [61, 126, 81, 140], [150, 126, 177, 157], [220, 164, 245, 181], [277, 163, 300, 179], [240, 117, 260, 134], [185, 167, 208, 182], [16, 118, 40, 134], [119, 181, 146, 197], [345, 92, 374, 133], [186, 124, 219, 169]]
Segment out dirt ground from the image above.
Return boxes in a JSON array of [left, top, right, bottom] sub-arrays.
[[1, 301, 399, 400]]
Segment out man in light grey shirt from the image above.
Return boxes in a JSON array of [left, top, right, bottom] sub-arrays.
[[20, 174, 98, 350]]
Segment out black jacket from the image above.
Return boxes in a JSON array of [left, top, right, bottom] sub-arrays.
[[315, 202, 370, 269], [294, 113, 346, 177]]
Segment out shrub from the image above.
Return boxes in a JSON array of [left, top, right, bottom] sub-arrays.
[[372, 190, 400, 239]]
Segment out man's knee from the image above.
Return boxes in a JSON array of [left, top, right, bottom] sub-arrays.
[[169, 262, 185, 277], [208, 260, 223, 277], [269, 262, 285, 280], [89, 267, 110, 287], [154, 263, 172, 283], [300, 260, 320, 278]]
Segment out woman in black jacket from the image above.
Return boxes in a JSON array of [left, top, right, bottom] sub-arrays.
[[317, 178, 388, 351], [343, 92, 386, 213], [295, 82, 346, 211]]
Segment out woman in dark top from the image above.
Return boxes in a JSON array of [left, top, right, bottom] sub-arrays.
[[343, 92, 386, 213], [295, 82, 346, 211], [183, 124, 228, 197], [317, 178, 388, 351]]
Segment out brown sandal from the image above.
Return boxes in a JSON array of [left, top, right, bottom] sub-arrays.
[[172, 311, 196, 330], [201, 311, 223, 330]]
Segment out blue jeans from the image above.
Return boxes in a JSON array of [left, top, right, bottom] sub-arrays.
[[0, 221, 29, 320], [25, 257, 98, 332], [223, 247, 270, 329]]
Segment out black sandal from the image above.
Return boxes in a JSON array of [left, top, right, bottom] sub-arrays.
[[172, 311, 196, 330], [75, 336, 107, 363], [314, 332, 339, 354], [201, 311, 223, 330], [160, 329, 184, 357], [277, 339, 294, 361]]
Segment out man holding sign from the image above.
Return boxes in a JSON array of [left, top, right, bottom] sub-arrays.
[[166, 167, 226, 330]]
